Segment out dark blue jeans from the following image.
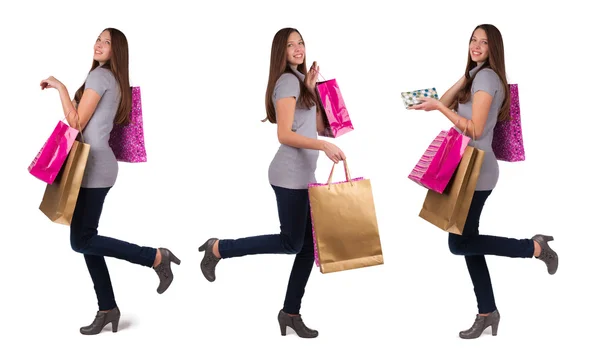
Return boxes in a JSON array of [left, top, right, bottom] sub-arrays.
[[70, 187, 157, 311], [218, 185, 314, 315], [448, 190, 535, 314]]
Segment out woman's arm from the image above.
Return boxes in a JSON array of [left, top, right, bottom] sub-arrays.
[[439, 75, 466, 108], [57, 85, 101, 130], [312, 88, 325, 133], [437, 90, 493, 139], [276, 97, 325, 150], [41, 76, 101, 131]]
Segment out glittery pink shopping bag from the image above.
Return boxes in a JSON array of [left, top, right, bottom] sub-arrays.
[[315, 77, 354, 138], [28, 120, 79, 184], [109, 86, 147, 163], [492, 84, 525, 162], [408, 127, 471, 194]]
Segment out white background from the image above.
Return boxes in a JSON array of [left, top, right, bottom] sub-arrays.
[[1, 0, 598, 350]]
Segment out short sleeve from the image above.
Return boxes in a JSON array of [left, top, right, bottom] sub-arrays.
[[85, 68, 112, 97], [273, 73, 300, 102], [472, 68, 500, 98]]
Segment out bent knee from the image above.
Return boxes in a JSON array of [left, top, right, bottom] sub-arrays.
[[70, 231, 87, 253], [448, 235, 463, 255], [281, 236, 303, 254]]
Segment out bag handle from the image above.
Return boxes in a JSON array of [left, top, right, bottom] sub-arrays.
[[65, 109, 85, 143], [457, 118, 476, 141], [309, 65, 328, 83], [326, 159, 353, 189], [466, 119, 476, 141]]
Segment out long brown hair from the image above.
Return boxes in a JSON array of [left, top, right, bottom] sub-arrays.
[[74, 28, 132, 125], [454, 24, 510, 122], [263, 28, 318, 124]]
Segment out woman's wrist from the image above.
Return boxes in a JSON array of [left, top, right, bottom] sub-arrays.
[[318, 139, 328, 151]]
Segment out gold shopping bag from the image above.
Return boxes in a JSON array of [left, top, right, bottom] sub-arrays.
[[39, 139, 90, 225], [418, 145, 485, 234], [308, 160, 383, 273]]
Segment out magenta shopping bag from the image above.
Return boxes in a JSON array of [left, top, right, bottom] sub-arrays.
[[109, 86, 147, 163], [315, 77, 354, 138], [28, 120, 79, 184], [408, 128, 471, 193], [492, 84, 525, 162]]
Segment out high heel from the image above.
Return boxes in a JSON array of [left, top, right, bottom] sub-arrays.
[[153, 248, 181, 294], [277, 309, 318, 338], [198, 238, 220, 282], [80, 307, 121, 335], [458, 309, 500, 339], [532, 234, 558, 275], [491, 319, 499, 336]]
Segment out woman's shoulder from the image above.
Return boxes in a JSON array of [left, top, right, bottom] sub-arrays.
[[87, 66, 116, 83], [277, 72, 300, 84], [474, 67, 501, 84]]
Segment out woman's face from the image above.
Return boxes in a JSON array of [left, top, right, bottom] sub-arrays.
[[469, 28, 489, 64], [93, 30, 113, 64], [286, 31, 305, 68]]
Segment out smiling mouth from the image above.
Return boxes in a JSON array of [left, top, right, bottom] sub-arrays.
[[472, 51, 482, 56], [293, 54, 303, 59], [95, 50, 102, 55]]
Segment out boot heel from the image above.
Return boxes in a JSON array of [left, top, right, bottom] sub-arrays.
[[112, 318, 120, 333], [279, 321, 287, 336], [491, 321, 499, 336], [171, 253, 181, 265], [198, 243, 207, 252]]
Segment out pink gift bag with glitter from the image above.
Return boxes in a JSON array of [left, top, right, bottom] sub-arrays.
[[408, 127, 471, 194], [492, 84, 525, 162], [109, 86, 147, 163], [28, 120, 79, 184], [315, 75, 354, 138]]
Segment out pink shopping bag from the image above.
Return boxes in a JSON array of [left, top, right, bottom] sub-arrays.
[[408, 127, 471, 193], [492, 84, 525, 162], [28, 120, 79, 184], [315, 75, 354, 138], [109, 86, 147, 163]]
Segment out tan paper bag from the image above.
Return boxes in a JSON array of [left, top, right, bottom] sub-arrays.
[[39, 140, 90, 225], [308, 160, 383, 274], [419, 146, 485, 234]]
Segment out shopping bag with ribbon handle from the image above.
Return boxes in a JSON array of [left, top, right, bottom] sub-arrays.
[[308, 159, 383, 273], [108, 86, 147, 163], [418, 121, 485, 234], [28, 116, 79, 184], [315, 72, 354, 138], [39, 112, 90, 225], [492, 83, 525, 162], [408, 127, 471, 193]]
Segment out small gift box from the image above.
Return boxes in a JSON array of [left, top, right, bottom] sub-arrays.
[[401, 87, 439, 108]]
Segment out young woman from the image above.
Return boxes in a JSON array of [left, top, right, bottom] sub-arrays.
[[197, 27, 345, 339], [40, 28, 180, 335], [409, 24, 559, 339]]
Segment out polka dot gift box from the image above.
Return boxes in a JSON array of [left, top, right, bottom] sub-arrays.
[[401, 87, 439, 109]]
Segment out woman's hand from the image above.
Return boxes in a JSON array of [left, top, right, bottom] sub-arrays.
[[321, 141, 346, 164], [305, 61, 320, 89], [408, 97, 443, 112], [40, 76, 65, 91]]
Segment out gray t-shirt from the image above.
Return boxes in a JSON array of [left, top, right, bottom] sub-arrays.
[[455, 66, 504, 191], [268, 69, 319, 189], [80, 66, 120, 188]]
